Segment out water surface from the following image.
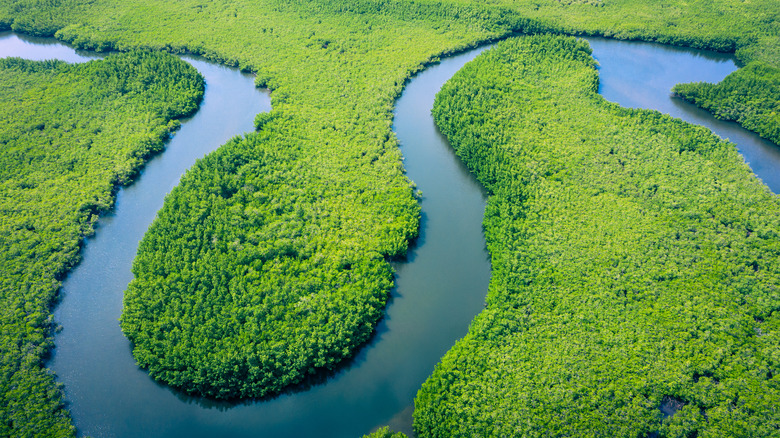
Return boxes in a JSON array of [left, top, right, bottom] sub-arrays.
[[587, 37, 780, 193], [2, 31, 777, 438], [0, 31, 101, 62]]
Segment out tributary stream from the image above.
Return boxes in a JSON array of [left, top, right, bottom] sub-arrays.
[[0, 31, 777, 437]]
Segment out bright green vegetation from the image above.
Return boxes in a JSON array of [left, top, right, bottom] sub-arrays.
[[414, 34, 780, 437], [674, 63, 780, 145], [4, 0, 542, 399], [120, 123, 417, 398], [0, 52, 202, 437], [1, 0, 780, 432], [362, 426, 408, 438]]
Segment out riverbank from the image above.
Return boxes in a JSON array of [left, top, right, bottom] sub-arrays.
[[0, 46, 204, 437], [416, 34, 780, 437]]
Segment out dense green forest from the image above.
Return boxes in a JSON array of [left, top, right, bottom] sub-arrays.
[[415, 34, 780, 437], [109, 1, 535, 399], [0, 52, 203, 437], [120, 125, 419, 398], [674, 63, 780, 146], [0, 0, 779, 435]]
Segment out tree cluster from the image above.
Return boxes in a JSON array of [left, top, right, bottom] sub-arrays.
[[0, 51, 203, 437], [415, 35, 780, 438], [0, 0, 779, 434], [674, 61, 780, 146]]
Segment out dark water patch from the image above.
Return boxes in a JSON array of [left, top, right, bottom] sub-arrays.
[[660, 395, 686, 418]]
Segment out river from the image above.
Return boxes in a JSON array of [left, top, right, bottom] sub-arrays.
[[586, 37, 780, 193], [0, 32, 776, 437]]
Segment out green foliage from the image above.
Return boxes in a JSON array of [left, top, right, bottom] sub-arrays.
[[121, 126, 415, 398], [2, 0, 780, 430], [674, 61, 780, 146], [415, 35, 780, 438], [0, 0, 92, 37], [362, 426, 408, 438], [67, 0, 533, 399], [0, 52, 203, 437]]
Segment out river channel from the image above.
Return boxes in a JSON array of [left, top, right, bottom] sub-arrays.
[[1, 31, 777, 437]]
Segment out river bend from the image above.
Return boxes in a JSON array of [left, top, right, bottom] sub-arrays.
[[0, 32, 490, 437], [1, 32, 777, 437]]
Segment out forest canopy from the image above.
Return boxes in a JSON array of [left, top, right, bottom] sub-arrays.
[[0, 0, 779, 435], [414, 34, 780, 438], [0, 51, 203, 437]]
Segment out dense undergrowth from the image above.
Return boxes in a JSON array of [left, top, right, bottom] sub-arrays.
[[415, 34, 780, 438], [0, 52, 202, 437], [0, 0, 779, 434]]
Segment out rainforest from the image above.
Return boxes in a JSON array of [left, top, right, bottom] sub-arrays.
[[417, 34, 780, 438], [0, 50, 204, 436], [0, 0, 778, 436]]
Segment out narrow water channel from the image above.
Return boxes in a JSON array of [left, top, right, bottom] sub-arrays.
[[2, 31, 777, 438], [0, 32, 491, 437]]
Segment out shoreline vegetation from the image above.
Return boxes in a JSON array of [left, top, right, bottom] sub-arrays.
[[673, 64, 780, 147], [363, 426, 408, 438], [0, 51, 203, 437], [415, 34, 780, 437], [110, 2, 532, 400], [0, 0, 777, 436]]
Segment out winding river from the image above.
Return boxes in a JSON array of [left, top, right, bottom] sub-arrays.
[[1, 31, 777, 437]]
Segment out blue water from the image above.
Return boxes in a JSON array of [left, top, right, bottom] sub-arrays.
[[587, 37, 779, 193], [1, 31, 776, 438]]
